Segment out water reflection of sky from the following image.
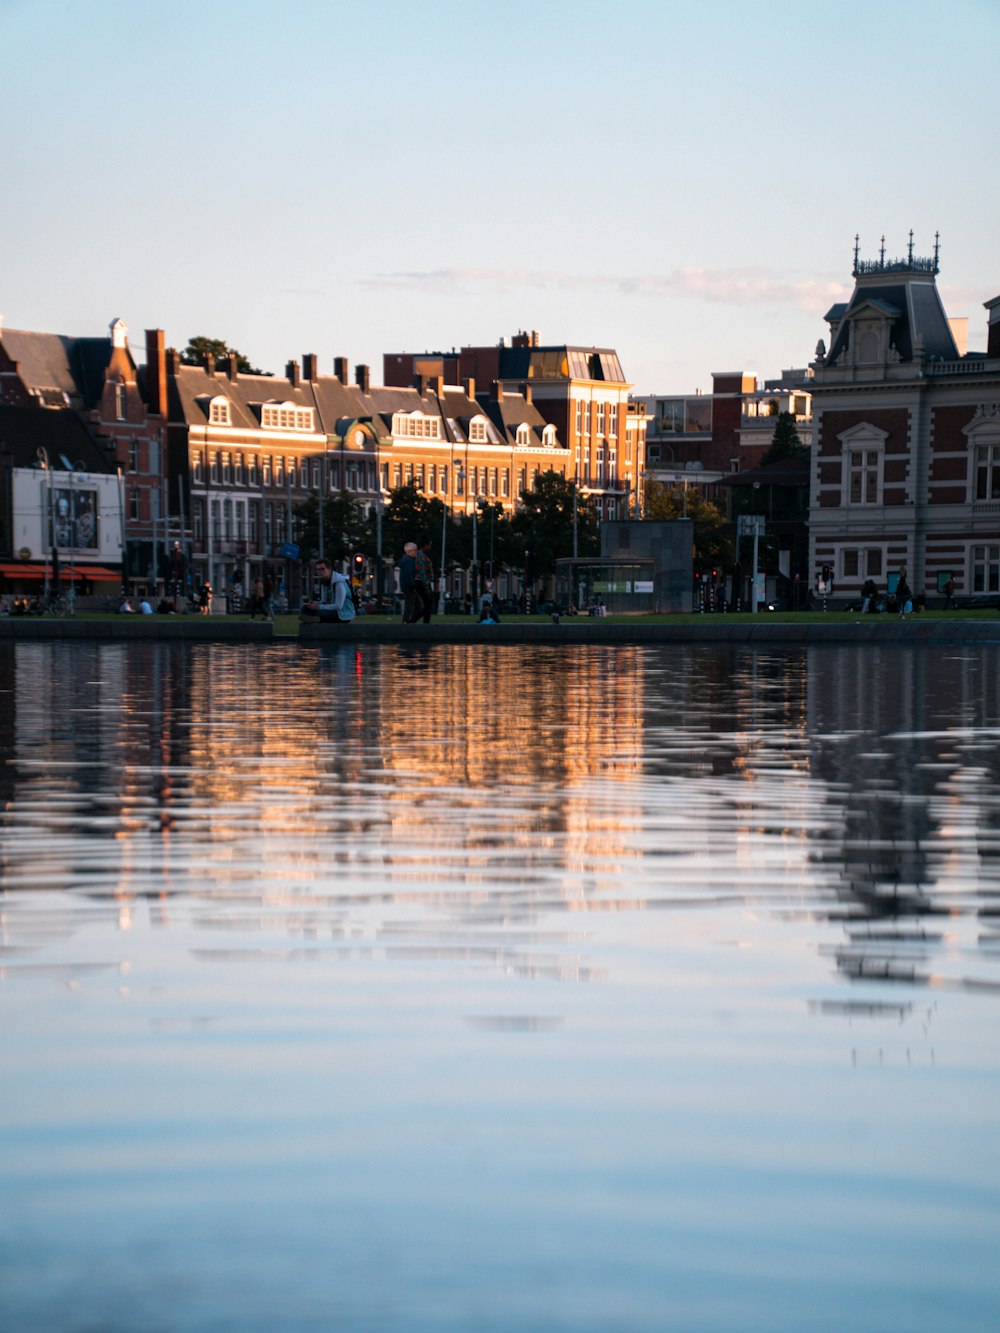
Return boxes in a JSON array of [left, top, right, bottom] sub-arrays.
[[1, 642, 998, 1331]]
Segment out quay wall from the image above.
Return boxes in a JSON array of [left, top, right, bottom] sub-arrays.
[[1, 618, 998, 647]]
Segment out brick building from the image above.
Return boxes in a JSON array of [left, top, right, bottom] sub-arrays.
[[808, 236, 1000, 603], [384, 330, 645, 518]]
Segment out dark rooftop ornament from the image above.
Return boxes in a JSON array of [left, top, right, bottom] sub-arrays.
[[852, 232, 941, 278]]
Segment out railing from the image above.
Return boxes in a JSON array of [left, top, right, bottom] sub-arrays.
[[925, 358, 1000, 376]]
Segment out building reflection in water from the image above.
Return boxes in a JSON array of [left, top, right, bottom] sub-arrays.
[[0, 641, 998, 994]]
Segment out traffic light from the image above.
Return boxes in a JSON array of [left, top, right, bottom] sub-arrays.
[[821, 563, 831, 582], [352, 552, 365, 576]]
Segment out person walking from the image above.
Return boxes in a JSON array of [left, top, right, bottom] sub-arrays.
[[414, 537, 435, 623], [942, 576, 956, 611], [399, 542, 418, 623], [896, 573, 913, 619]]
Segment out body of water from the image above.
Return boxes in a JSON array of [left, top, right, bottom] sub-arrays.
[[1, 641, 998, 1331]]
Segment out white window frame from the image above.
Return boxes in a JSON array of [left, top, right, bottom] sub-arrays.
[[838, 423, 888, 506]]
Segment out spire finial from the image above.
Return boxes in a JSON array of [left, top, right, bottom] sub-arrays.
[[879, 235, 886, 266], [908, 230, 914, 264], [853, 233, 860, 274], [933, 230, 940, 272]]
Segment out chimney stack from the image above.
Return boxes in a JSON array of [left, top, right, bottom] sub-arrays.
[[334, 356, 349, 382], [166, 347, 181, 373], [356, 364, 370, 394], [523, 383, 532, 405], [286, 359, 301, 387], [145, 329, 167, 417], [413, 373, 427, 396], [303, 353, 318, 381], [433, 375, 445, 398], [203, 352, 215, 376], [463, 376, 476, 401], [225, 354, 239, 382], [491, 380, 504, 403]]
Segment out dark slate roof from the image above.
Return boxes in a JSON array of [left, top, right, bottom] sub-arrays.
[[0, 405, 114, 472], [827, 274, 958, 365], [0, 329, 81, 403], [0, 329, 126, 411], [479, 391, 556, 446]]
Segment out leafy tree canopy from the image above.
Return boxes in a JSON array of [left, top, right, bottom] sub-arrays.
[[761, 411, 806, 466], [643, 481, 733, 569], [180, 335, 268, 376], [294, 490, 369, 564], [509, 470, 599, 579]]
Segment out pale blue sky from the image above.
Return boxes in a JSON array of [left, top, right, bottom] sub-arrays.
[[2, 0, 997, 393]]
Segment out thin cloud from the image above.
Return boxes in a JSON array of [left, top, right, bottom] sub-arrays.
[[359, 266, 846, 313]]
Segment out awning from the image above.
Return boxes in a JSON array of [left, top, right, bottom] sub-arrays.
[[0, 563, 123, 581]]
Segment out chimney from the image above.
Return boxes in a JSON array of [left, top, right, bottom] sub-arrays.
[[203, 352, 215, 376], [413, 373, 427, 396], [523, 383, 532, 405], [334, 356, 349, 382], [434, 375, 445, 399], [224, 354, 239, 382], [286, 359, 300, 387], [491, 380, 503, 403], [356, 364, 370, 393], [303, 353, 318, 381], [463, 376, 476, 401], [145, 329, 167, 417], [166, 347, 181, 373]]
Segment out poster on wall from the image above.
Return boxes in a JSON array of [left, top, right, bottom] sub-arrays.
[[51, 488, 98, 550]]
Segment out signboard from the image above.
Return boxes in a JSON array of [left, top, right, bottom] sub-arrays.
[[279, 542, 300, 559], [634, 580, 654, 593], [737, 515, 765, 537]]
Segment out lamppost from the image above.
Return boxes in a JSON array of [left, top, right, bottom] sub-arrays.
[[438, 494, 449, 616], [116, 466, 127, 599], [35, 447, 53, 603]]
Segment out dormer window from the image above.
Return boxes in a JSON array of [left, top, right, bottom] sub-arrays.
[[542, 424, 557, 448], [469, 418, 488, 443], [209, 397, 231, 425], [516, 424, 531, 447], [261, 402, 314, 430], [393, 412, 442, 440]]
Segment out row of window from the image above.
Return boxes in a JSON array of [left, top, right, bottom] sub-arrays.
[[843, 444, 1000, 505], [574, 400, 620, 440], [837, 544, 999, 591], [207, 399, 315, 431], [193, 451, 378, 492]]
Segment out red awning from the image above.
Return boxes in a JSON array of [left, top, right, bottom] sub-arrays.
[[0, 563, 122, 581]]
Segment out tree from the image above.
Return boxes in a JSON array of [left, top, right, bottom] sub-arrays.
[[510, 471, 599, 579], [761, 411, 806, 466], [644, 480, 733, 569], [294, 490, 368, 564], [180, 335, 268, 376]]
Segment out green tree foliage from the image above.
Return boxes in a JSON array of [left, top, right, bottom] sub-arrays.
[[643, 480, 734, 569], [761, 411, 806, 466], [510, 471, 599, 579], [294, 490, 369, 563], [376, 483, 446, 562], [180, 335, 268, 376]]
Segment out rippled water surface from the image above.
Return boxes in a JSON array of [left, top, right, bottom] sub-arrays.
[[2, 641, 999, 1331]]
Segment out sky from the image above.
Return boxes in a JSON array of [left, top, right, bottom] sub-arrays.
[[1, 0, 997, 395]]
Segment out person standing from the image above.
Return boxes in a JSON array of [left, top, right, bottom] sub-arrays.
[[896, 573, 913, 619], [399, 542, 418, 623], [414, 537, 434, 623], [943, 576, 956, 610]]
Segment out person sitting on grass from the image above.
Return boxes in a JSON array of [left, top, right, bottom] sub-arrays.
[[300, 558, 356, 623]]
